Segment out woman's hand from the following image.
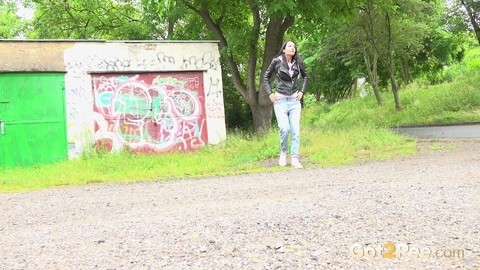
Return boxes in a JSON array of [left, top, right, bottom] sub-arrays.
[[269, 93, 277, 103], [296, 91, 303, 101]]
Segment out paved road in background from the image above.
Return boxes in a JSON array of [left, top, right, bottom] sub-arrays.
[[393, 123, 480, 138]]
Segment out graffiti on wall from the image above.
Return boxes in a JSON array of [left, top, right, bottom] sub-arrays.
[[91, 72, 207, 153], [63, 44, 226, 157]]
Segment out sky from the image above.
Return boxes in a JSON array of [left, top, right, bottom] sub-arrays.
[[12, 0, 34, 20]]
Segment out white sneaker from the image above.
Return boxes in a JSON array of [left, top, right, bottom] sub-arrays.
[[279, 152, 287, 166], [291, 157, 303, 169]]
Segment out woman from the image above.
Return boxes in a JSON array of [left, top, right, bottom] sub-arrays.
[[263, 40, 308, 169]]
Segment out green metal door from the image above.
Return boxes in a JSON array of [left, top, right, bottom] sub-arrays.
[[0, 73, 67, 168]]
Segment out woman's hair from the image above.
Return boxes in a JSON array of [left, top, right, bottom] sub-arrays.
[[276, 40, 304, 67]]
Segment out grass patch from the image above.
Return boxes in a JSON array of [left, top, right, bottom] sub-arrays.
[[428, 143, 445, 151], [0, 125, 416, 193], [425, 141, 458, 151], [304, 73, 480, 129], [302, 126, 416, 166], [2, 71, 480, 193]]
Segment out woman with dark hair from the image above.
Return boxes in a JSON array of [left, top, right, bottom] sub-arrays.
[[263, 40, 308, 169]]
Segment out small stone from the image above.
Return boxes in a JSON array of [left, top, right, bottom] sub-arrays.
[[310, 250, 321, 260]]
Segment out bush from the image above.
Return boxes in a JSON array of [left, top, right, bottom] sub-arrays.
[[445, 47, 480, 81]]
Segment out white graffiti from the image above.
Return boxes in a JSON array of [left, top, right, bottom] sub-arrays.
[[92, 75, 207, 152]]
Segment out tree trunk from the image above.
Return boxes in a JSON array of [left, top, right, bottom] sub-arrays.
[[400, 56, 410, 88], [250, 104, 274, 135], [389, 70, 401, 109], [350, 78, 357, 98], [167, 20, 174, 39], [385, 12, 401, 110], [192, 2, 293, 135], [460, 0, 480, 45], [361, 44, 383, 105], [371, 53, 383, 106], [385, 45, 401, 109], [253, 16, 294, 135], [392, 86, 401, 110]]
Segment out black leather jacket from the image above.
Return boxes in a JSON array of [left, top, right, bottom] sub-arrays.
[[263, 55, 308, 96]]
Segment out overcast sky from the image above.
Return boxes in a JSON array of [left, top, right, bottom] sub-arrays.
[[12, 0, 34, 20]]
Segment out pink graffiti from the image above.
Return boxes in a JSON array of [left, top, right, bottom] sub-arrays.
[[91, 72, 207, 153]]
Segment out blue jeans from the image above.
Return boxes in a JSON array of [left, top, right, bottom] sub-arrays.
[[273, 97, 301, 157]]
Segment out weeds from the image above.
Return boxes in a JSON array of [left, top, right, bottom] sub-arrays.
[[2, 67, 480, 192]]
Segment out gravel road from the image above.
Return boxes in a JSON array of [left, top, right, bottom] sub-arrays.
[[1, 139, 479, 270]]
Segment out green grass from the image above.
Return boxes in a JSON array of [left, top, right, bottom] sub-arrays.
[[301, 126, 416, 166], [1, 126, 415, 193], [304, 72, 480, 129], [2, 73, 479, 193]]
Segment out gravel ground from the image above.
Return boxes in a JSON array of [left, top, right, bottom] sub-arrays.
[[1, 139, 479, 270]]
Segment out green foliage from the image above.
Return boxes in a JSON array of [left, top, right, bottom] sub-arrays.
[[0, 1, 26, 38], [23, 0, 478, 133], [463, 47, 480, 71], [266, 0, 297, 16], [30, 0, 152, 39], [452, 0, 480, 45], [302, 38, 363, 102], [142, 0, 173, 19], [409, 8, 472, 85], [296, 0, 442, 107], [304, 71, 480, 130], [443, 0, 470, 34], [158, 0, 337, 134], [444, 47, 480, 81], [223, 77, 253, 131], [302, 93, 318, 108]]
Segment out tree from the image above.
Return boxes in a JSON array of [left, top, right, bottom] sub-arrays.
[[29, 0, 151, 39], [32, 0, 322, 134], [305, 0, 438, 109], [357, 0, 437, 109], [408, 3, 469, 85], [0, 0, 26, 38], [150, 0, 328, 134], [25, 0, 460, 128], [457, 0, 480, 45], [301, 36, 364, 103]]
